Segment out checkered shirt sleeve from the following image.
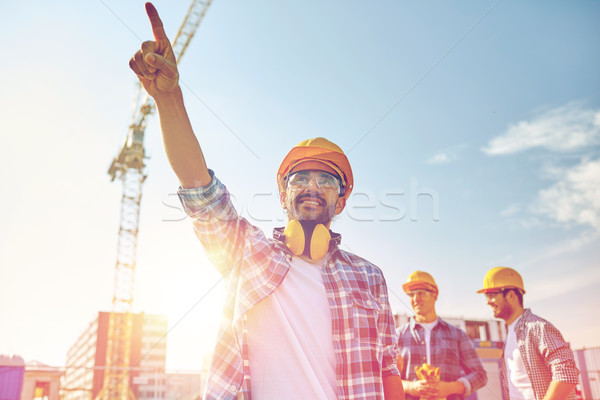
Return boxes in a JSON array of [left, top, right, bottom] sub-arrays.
[[177, 170, 247, 277], [509, 309, 580, 400], [179, 172, 284, 399]]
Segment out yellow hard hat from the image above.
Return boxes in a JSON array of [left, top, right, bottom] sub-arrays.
[[277, 137, 354, 201], [402, 271, 439, 294], [477, 266, 526, 294]]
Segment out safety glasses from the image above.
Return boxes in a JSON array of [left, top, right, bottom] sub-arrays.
[[287, 171, 341, 192], [406, 289, 434, 298], [483, 290, 507, 300]]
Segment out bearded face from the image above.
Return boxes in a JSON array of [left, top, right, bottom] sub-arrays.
[[486, 291, 514, 320], [281, 170, 345, 225]]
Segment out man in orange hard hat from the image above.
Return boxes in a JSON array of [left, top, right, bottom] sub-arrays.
[[397, 271, 487, 400], [129, 4, 402, 399], [478, 267, 579, 400]]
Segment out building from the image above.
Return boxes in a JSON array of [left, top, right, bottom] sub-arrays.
[[1, 356, 64, 400], [20, 361, 63, 400], [574, 347, 600, 400], [61, 312, 167, 400], [0, 355, 25, 400], [164, 372, 205, 400]]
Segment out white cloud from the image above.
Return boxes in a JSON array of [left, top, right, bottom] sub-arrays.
[[535, 158, 600, 230], [426, 144, 466, 164], [483, 103, 600, 155], [523, 229, 599, 268], [426, 152, 452, 164]]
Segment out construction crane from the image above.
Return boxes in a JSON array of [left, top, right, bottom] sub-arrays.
[[99, 1, 213, 399]]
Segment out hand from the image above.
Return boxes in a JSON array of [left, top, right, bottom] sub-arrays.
[[406, 380, 437, 398], [129, 3, 179, 97], [423, 381, 441, 399], [425, 381, 466, 400]]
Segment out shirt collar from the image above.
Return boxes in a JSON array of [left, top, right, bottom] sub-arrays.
[[410, 316, 447, 331], [512, 308, 531, 332]]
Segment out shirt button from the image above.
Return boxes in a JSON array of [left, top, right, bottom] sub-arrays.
[[229, 385, 237, 393], [366, 300, 372, 306]]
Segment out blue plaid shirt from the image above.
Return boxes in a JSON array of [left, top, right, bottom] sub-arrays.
[[396, 317, 487, 400], [178, 171, 399, 400]]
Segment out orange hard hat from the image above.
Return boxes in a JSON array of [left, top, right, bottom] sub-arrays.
[[277, 137, 354, 200], [477, 267, 526, 294], [402, 271, 439, 294]]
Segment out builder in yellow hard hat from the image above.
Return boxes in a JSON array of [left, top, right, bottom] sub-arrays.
[[397, 271, 487, 400], [129, 4, 402, 399], [478, 267, 580, 400]]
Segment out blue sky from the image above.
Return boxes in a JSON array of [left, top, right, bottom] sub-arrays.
[[1, 0, 598, 371]]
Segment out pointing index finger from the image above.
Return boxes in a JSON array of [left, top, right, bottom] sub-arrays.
[[145, 2, 168, 43]]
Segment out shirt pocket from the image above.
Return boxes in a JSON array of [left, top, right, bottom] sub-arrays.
[[350, 290, 382, 343]]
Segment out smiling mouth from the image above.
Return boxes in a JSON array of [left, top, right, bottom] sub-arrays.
[[301, 200, 322, 206], [298, 196, 325, 207]]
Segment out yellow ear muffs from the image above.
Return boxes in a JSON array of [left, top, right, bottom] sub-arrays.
[[284, 219, 305, 256], [283, 220, 331, 261], [310, 223, 331, 261]]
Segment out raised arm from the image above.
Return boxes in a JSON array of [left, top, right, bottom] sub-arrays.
[[129, 2, 211, 188]]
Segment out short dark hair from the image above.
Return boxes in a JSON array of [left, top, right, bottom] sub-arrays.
[[503, 288, 523, 307]]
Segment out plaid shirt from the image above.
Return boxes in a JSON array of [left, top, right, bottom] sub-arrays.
[[178, 172, 399, 400], [396, 317, 487, 400], [500, 309, 580, 400]]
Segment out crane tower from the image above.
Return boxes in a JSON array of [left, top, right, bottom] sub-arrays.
[[99, 1, 213, 399]]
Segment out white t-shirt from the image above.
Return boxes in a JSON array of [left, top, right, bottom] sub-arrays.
[[246, 255, 337, 399], [417, 319, 438, 365], [505, 315, 534, 400]]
